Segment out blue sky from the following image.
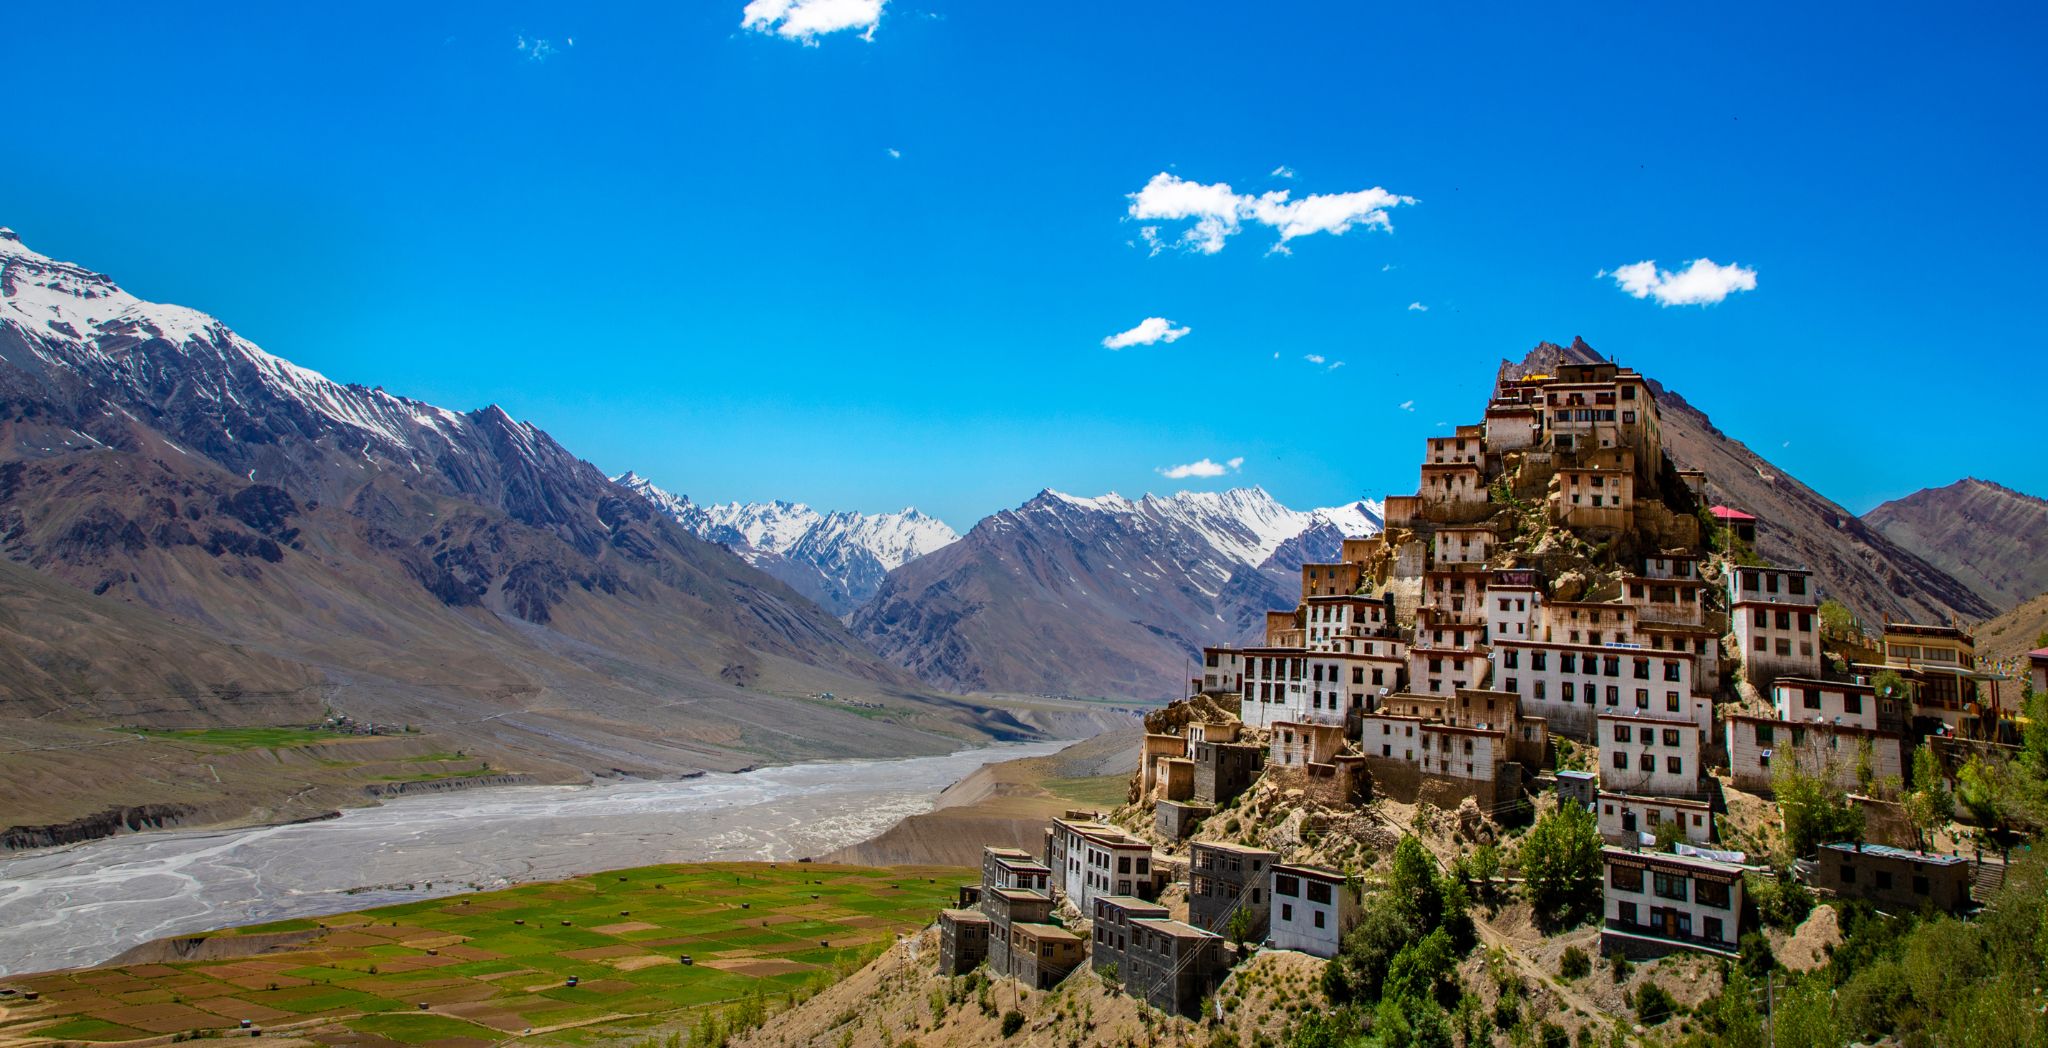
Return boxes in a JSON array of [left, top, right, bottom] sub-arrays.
[[4, 2, 2043, 529]]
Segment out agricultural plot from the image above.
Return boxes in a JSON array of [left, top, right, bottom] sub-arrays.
[[0, 862, 962, 1048]]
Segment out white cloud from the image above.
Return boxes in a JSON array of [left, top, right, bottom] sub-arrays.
[[1407, 301, 1428, 312], [1600, 258, 1758, 307], [516, 35, 568, 61], [886, 147, 901, 159], [1327, 361, 1346, 371], [1157, 457, 1242, 480], [1126, 172, 1414, 255], [1399, 400, 1415, 412], [1102, 317, 1191, 350], [1303, 353, 1326, 364], [741, 0, 884, 43], [1271, 165, 1296, 179], [1381, 263, 1396, 272]]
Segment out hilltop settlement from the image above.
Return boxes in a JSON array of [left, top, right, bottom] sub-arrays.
[[738, 351, 2048, 1048]]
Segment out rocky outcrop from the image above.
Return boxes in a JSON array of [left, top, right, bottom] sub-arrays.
[[1, 803, 197, 850], [361, 773, 535, 798]]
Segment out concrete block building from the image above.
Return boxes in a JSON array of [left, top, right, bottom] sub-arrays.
[[1601, 847, 1745, 959], [1188, 841, 1277, 938], [1008, 922, 1083, 989], [938, 908, 990, 975], [1809, 842, 1975, 914], [1047, 817, 1157, 911], [1727, 566, 1821, 686], [1598, 791, 1712, 845], [1088, 894, 1169, 978], [1122, 919, 1226, 1018], [1269, 863, 1359, 958]]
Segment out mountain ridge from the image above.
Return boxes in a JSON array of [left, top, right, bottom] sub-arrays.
[[1863, 477, 2048, 615]]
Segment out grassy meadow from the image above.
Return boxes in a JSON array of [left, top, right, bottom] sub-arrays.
[[0, 862, 963, 1048]]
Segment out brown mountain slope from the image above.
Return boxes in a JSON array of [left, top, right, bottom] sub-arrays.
[[1863, 478, 2048, 614], [1530, 339, 1995, 627], [0, 228, 1041, 835], [1977, 590, 2048, 665]]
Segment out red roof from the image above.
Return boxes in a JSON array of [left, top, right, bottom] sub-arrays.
[[1709, 505, 1756, 522], [2031, 648, 2048, 661]]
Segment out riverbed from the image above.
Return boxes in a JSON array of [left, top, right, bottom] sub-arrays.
[[0, 740, 1066, 976]]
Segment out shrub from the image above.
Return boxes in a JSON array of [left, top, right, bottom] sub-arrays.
[[1632, 983, 1678, 1025], [1520, 801, 1602, 930], [1558, 945, 1591, 980], [1746, 871, 1814, 930], [1000, 1010, 1025, 1037], [1540, 1021, 1570, 1048]]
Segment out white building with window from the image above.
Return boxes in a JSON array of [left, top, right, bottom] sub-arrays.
[[1493, 640, 1709, 742], [1598, 791, 1713, 845], [1047, 817, 1155, 911], [1727, 566, 1822, 685], [1598, 712, 1704, 798], [1268, 863, 1359, 958], [1602, 847, 1745, 958]]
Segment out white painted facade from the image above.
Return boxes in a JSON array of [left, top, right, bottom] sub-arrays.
[[1268, 864, 1359, 958], [1598, 712, 1704, 798]]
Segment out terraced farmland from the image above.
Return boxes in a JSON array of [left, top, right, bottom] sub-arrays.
[[0, 862, 963, 1048]]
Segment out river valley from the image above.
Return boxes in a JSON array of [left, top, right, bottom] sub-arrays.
[[0, 740, 1066, 977]]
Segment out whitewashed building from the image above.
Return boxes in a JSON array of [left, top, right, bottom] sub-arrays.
[[1269, 863, 1359, 958]]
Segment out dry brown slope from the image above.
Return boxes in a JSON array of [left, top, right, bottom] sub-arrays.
[[1864, 477, 2048, 614], [1531, 339, 1994, 627], [1979, 590, 2048, 664]]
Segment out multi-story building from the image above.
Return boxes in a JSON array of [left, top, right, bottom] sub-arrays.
[[1188, 841, 1277, 937], [1008, 922, 1084, 989], [1269, 720, 1348, 770], [1269, 863, 1359, 958], [1597, 791, 1713, 845], [1122, 919, 1227, 1018], [982, 846, 1052, 893], [1191, 736, 1265, 806], [1598, 712, 1704, 798], [1358, 689, 1549, 807], [982, 886, 1056, 977], [1047, 817, 1157, 911], [1494, 640, 1708, 742], [938, 908, 991, 974], [1432, 524, 1494, 567], [1089, 894, 1169, 978], [1873, 621, 2005, 735], [1727, 566, 1822, 686], [1487, 570, 1546, 644], [1601, 847, 1745, 958], [1725, 677, 1906, 794]]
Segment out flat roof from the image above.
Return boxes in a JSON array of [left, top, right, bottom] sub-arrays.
[[1273, 862, 1348, 882], [1772, 677, 1875, 694], [941, 908, 990, 923], [1011, 922, 1082, 942], [1131, 918, 1223, 940], [1599, 790, 1710, 811], [1602, 845, 1745, 876], [991, 887, 1053, 902], [1820, 842, 1971, 867], [1193, 840, 1279, 856]]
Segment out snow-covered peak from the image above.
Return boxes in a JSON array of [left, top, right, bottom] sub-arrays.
[[0, 227, 474, 457], [1022, 485, 1382, 568], [612, 471, 959, 584]]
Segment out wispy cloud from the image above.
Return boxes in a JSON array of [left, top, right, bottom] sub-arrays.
[[1399, 400, 1416, 412], [1303, 353, 1326, 364], [1126, 172, 1414, 255], [1157, 457, 1243, 479], [1407, 301, 1428, 312], [1599, 258, 1758, 306], [516, 35, 570, 61], [1271, 165, 1296, 179], [886, 147, 902, 159], [741, 0, 884, 43], [1327, 361, 1346, 371], [1102, 317, 1191, 350]]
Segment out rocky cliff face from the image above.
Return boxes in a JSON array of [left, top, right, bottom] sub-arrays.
[[0, 227, 1032, 812], [851, 487, 1382, 699], [1864, 478, 2048, 615], [1525, 338, 1996, 627]]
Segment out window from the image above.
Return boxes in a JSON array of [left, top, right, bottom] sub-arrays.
[[1607, 686, 1620, 706], [1612, 751, 1627, 770], [1802, 688, 1821, 710], [1313, 910, 1325, 928], [1844, 692, 1862, 715], [1664, 661, 1683, 683], [1636, 688, 1650, 709], [1639, 753, 1653, 771], [1875, 870, 1893, 890], [1275, 875, 1299, 898], [1619, 901, 1639, 925], [1756, 723, 1775, 745], [1840, 864, 1855, 884], [1653, 872, 1689, 901], [1634, 658, 1651, 680], [1306, 881, 1333, 905], [1913, 875, 1930, 895], [1280, 903, 1293, 921], [1614, 723, 1633, 743], [1663, 729, 1681, 747], [1611, 864, 1643, 891], [1666, 755, 1682, 774], [1667, 691, 1681, 712], [1533, 652, 1548, 671]]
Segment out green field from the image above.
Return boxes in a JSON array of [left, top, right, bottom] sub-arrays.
[[0, 862, 963, 1047], [120, 727, 354, 750], [1047, 773, 1132, 809]]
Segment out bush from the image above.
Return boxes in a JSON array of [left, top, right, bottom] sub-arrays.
[[1632, 983, 1678, 1026], [1558, 945, 1591, 980], [1539, 1021, 1570, 1048], [1520, 801, 1602, 930], [1000, 1011, 1025, 1037], [1746, 871, 1814, 930]]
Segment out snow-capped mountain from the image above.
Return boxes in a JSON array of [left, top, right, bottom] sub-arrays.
[[614, 472, 958, 616], [0, 226, 1022, 805], [852, 486, 1383, 698]]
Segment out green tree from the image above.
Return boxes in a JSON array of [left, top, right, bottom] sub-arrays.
[[1710, 966, 1766, 1048], [1902, 744, 1954, 850], [1774, 762, 1863, 858], [1818, 598, 1861, 641], [1519, 801, 1602, 930], [1323, 902, 1417, 1005], [1385, 928, 1460, 1007], [1226, 905, 1256, 949]]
